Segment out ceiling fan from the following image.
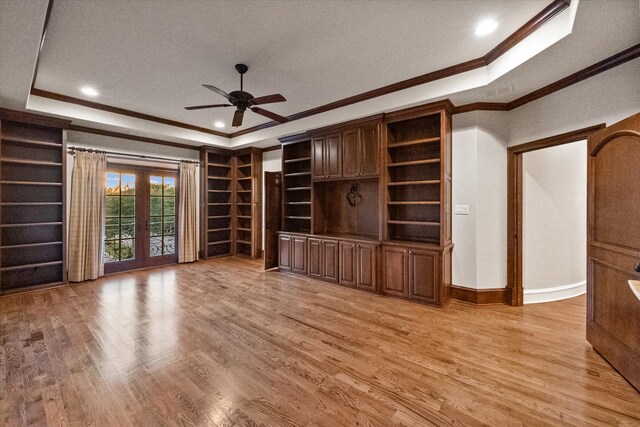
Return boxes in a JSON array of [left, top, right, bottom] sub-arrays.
[[185, 64, 288, 127]]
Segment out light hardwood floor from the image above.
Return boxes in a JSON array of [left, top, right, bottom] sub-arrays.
[[1, 257, 638, 426]]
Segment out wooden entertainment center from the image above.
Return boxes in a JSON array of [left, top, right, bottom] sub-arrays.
[[278, 100, 453, 308]]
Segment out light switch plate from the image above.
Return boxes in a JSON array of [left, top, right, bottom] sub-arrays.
[[454, 205, 470, 215]]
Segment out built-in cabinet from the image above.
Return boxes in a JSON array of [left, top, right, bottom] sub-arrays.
[[277, 101, 452, 309], [200, 146, 262, 259], [312, 133, 342, 180], [0, 109, 70, 294]]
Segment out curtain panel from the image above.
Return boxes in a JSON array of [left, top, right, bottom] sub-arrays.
[[68, 152, 107, 282], [178, 162, 198, 263]]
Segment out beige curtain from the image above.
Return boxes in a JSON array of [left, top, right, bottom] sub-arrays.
[[178, 162, 198, 263], [68, 152, 107, 282]]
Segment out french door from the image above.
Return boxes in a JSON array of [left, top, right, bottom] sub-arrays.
[[104, 165, 179, 274]]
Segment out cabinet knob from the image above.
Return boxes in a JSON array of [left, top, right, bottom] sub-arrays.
[[635, 263, 640, 273]]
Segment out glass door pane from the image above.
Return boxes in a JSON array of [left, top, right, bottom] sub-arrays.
[[105, 172, 136, 263], [150, 175, 176, 257]]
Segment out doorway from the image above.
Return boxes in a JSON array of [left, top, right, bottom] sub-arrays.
[[506, 124, 605, 305], [522, 141, 587, 303], [264, 171, 282, 270], [104, 165, 179, 274]]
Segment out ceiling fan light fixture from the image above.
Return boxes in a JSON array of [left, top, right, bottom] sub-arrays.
[[475, 19, 498, 36]]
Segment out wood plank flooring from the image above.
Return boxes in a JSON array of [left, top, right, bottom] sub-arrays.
[[1, 256, 639, 426]]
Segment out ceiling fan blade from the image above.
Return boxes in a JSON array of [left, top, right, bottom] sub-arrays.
[[202, 84, 236, 102], [184, 104, 232, 110], [232, 110, 245, 127], [251, 107, 288, 123], [250, 94, 286, 105]]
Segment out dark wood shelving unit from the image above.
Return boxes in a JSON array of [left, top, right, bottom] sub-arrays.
[[233, 147, 262, 258], [200, 147, 233, 258], [276, 101, 453, 309], [281, 137, 312, 234], [0, 108, 70, 293]]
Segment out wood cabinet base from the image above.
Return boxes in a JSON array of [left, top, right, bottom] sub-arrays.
[[278, 232, 450, 308]]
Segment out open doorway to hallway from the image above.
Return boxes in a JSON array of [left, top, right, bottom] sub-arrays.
[[522, 140, 586, 304]]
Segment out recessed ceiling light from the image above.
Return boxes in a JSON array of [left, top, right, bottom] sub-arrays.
[[475, 19, 498, 36], [214, 121, 225, 129], [80, 86, 99, 97]]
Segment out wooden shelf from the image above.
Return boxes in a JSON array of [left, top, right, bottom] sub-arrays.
[[387, 201, 440, 205], [237, 227, 251, 232], [285, 216, 311, 220], [387, 159, 440, 167], [236, 240, 252, 245], [0, 260, 62, 272], [209, 202, 231, 206], [387, 137, 440, 148], [387, 220, 440, 226], [286, 187, 311, 191], [1, 158, 62, 166], [284, 172, 311, 177], [236, 177, 252, 181], [208, 215, 231, 219], [285, 202, 311, 205], [208, 163, 231, 168], [1, 241, 62, 250], [208, 227, 231, 232], [208, 240, 231, 246], [207, 190, 231, 193], [1, 181, 62, 186], [237, 215, 251, 219], [284, 157, 311, 163], [237, 164, 251, 169], [387, 180, 440, 186], [1, 202, 62, 206], [236, 203, 251, 206], [0, 222, 62, 228], [1, 137, 61, 148], [211, 177, 232, 181]]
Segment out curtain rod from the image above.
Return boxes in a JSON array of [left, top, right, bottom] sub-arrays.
[[67, 146, 199, 165]]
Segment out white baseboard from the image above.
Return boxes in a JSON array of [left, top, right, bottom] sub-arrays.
[[523, 280, 586, 304]]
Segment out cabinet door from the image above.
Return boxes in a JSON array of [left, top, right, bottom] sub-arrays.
[[278, 235, 291, 271], [291, 236, 307, 275], [342, 128, 359, 178], [408, 249, 439, 304], [312, 137, 325, 179], [359, 125, 379, 177], [325, 133, 342, 179], [323, 239, 339, 283], [382, 246, 408, 297], [308, 238, 322, 279], [357, 243, 377, 292], [339, 241, 357, 288]]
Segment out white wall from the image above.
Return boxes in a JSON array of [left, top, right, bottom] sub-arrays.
[[451, 57, 639, 290], [522, 141, 587, 302], [261, 149, 283, 251]]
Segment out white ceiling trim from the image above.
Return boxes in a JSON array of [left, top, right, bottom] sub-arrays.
[[25, 1, 579, 149]]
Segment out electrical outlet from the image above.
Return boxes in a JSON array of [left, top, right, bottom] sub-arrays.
[[454, 205, 470, 215]]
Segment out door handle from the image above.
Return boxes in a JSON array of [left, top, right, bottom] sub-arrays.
[[634, 263, 640, 273]]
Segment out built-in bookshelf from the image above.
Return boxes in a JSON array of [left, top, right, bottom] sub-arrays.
[[234, 148, 262, 258], [201, 147, 233, 258], [384, 109, 450, 245], [200, 146, 263, 259], [0, 109, 70, 293], [281, 137, 312, 233]]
